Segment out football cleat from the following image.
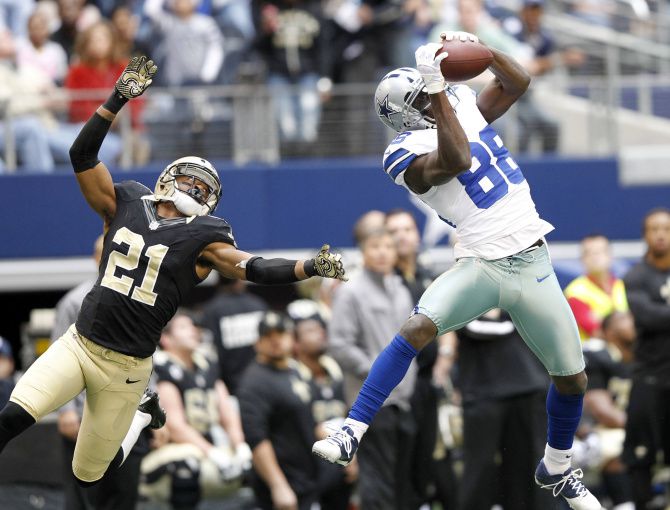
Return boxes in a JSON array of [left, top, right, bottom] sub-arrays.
[[312, 425, 358, 466], [138, 389, 166, 429], [535, 460, 602, 510]]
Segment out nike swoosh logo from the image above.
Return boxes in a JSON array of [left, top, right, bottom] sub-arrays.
[[125, 378, 141, 384], [536, 274, 552, 283]]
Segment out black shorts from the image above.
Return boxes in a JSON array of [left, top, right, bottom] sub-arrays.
[[622, 378, 670, 468]]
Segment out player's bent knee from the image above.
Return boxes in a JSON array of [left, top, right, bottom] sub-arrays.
[[552, 370, 588, 395], [399, 314, 438, 350], [75, 475, 100, 488]]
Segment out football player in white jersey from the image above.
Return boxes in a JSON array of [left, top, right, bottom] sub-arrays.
[[314, 33, 602, 510]]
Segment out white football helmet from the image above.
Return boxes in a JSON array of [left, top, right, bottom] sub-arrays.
[[374, 67, 439, 132], [155, 156, 222, 216]]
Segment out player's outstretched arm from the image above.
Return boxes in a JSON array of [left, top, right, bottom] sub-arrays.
[[475, 45, 531, 124], [69, 56, 157, 223], [404, 43, 472, 195], [199, 243, 347, 284]]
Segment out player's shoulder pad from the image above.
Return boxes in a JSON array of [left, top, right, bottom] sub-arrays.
[[382, 129, 435, 183], [114, 180, 152, 202], [191, 214, 237, 248]]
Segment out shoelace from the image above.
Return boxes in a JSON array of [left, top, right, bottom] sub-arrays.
[[327, 429, 355, 456], [540, 468, 589, 498]]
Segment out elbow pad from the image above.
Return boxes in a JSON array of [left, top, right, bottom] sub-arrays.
[[244, 256, 299, 285]]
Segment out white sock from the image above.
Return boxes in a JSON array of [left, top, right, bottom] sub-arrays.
[[543, 443, 573, 475], [120, 410, 151, 464], [343, 417, 369, 441]]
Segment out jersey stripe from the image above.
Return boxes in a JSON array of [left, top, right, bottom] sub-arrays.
[[384, 148, 417, 180]]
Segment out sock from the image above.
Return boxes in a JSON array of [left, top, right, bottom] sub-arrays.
[[342, 417, 368, 441], [348, 334, 418, 425], [0, 402, 36, 453], [119, 410, 151, 465], [543, 384, 583, 475]]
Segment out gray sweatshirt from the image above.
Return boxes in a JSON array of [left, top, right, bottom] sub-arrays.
[[328, 267, 416, 410]]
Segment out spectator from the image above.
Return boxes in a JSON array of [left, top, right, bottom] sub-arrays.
[[253, 0, 328, 143], [565, 234, 629, 340], [0, 336, 15, 408], [0, 29, 56, 172], [581, 311, 635, 510], [289, 299, 356, 510], [353, 209, 386, 246], [430, 0, 531, 59], [238, 311, 321, 510], [110, 5, 153, 61], [64, 21, 131, 164], [142, 311, 252, 510], [52, 235, 164, 510], [328, 225, 417, 510], [51, 0, 100, 61], [144, 0, 225, 86], [16, 9, 68, 84], [0, 0, 34, 38], [385, 208, 457, 509], [622, 207, 670, 509], [504, 0, 585, 153], [199, 277, 269, 396], [454, 309, 554, 510]]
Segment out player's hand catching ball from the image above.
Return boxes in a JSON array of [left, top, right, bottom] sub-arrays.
[[312, 244, 347, 281], [440, 31, 479, 43], [115, 56, 158, 100], [415, 43, 449, 94]]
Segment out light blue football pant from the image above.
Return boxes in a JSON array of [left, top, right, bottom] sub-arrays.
[[416, 244, 585, 376]]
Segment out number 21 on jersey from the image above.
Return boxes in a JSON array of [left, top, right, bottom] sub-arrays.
[[459, 126, 525, 209], [101, 227, 168, 306]]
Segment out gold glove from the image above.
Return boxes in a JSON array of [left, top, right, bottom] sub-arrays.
[[312, 244, 347, 281], [115, 56, 158, 99]]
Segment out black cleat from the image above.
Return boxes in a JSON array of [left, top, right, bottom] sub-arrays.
[[138, 389, 166, 429]]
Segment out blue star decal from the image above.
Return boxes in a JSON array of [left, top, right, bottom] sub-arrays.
[[377, 94, 398, 122]]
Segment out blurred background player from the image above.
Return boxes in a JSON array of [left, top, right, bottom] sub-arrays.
[[289, 299, 357, 510], [622, 207, 670, 510], [141, 311, 252, 510], [199, 277, 269, 396], [565, 234, 629, 340], [454, 309, 554, 510], [237, 311, 321, 510], [581, 311, 635, 510]]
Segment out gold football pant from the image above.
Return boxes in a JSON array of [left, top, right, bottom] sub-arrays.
[[10, 324, 152, 482]]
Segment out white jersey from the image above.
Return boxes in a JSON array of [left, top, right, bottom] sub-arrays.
[[382, 84, 553, 260]]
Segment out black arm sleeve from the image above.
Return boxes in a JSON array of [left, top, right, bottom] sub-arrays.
[[245, 256, 313, 285], [69, 112, 112, 173]]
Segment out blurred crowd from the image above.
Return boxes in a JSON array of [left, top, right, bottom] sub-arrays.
[[1, 206, 669, 510], [5, 0, 661, 172]]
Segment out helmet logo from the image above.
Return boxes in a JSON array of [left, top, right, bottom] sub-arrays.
[[377, 94, 398, 123]]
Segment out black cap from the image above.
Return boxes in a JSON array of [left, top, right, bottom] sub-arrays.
[[258, 311, 294, 337]]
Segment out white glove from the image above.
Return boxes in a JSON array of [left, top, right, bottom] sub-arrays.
[[234, 442, 253, 472], [415, 43, 449, 95], [208, 446, 243, 481], [440, 31, 479, 43]]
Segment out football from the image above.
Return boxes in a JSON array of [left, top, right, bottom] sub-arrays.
[[436, 39, 493, 82]]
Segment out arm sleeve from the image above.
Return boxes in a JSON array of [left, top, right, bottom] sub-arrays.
[[327, 287, 372, 377], [624, 269, 670, 333], [238, 378, 272, 449]]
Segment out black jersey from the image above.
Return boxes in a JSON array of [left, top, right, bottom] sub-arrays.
[[76, 181, 236, 357], [623, 260, 670, 386], [154, 350, 221, 436], [583, 339, 632, 411]]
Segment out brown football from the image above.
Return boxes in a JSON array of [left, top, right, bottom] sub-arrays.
[[436, 39, 493, 82]]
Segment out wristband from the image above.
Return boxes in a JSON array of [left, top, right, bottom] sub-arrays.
[[304, 259, 317, 277], [102, 89, 128, 115]]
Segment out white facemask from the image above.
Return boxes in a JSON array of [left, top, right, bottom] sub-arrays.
[[172, 191, 205, 216]]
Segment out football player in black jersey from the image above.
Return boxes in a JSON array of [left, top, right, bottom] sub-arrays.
[[0, 56, 346, 489]]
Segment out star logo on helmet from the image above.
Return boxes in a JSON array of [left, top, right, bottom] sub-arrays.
[[377, 95, 398, 122]]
